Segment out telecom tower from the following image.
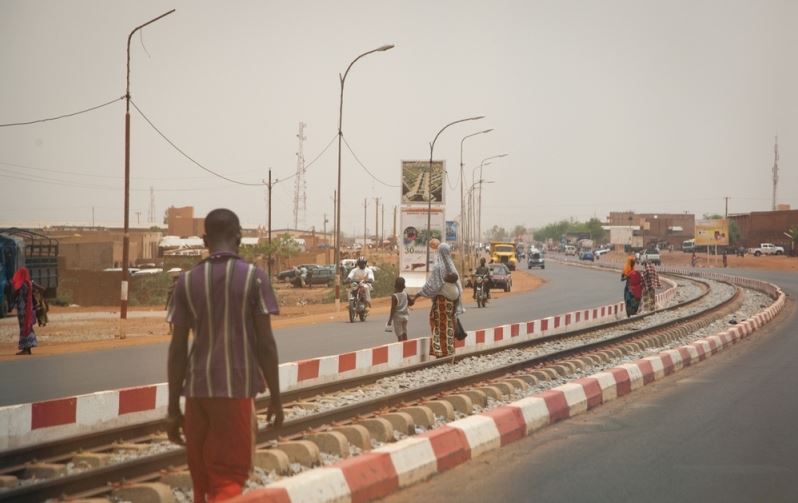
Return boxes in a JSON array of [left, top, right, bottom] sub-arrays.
[[147, 186, 156, 224], [772, 136, 779, 211], [293, 122, 307, 230]]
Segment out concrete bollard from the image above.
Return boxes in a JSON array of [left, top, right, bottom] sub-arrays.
[[460, 389, 488, 408], [358, 417, 395, 443], [441, 394, 473, 415], [331, 424, 372, 450], [276, 440, 321, 467], [423, 400, 455, 421], [379, 412, 415, 435], [307, 431, 350, 458], [398, 406, 435, 429], [253, 448, 291, 474]]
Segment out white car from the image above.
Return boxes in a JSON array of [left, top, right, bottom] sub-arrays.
[[594, 248, 611, 258]]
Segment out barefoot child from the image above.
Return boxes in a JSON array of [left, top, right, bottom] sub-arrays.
[[386, 277, 412, 341]]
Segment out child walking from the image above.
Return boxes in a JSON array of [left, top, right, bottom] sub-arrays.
[[386, 277, 413, 341]]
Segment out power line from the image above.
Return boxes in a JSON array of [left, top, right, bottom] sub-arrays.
[[130, 99, 265, 186], [272, 132, 337, 187], [0, 96, 124, 127], [341, 135, 400, 188]]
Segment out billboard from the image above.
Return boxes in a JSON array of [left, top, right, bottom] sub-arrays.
[[399, 206, 445, 273], [695, 219, 729, 246], [445, 220, 457, 242], [401, 160, 445, 205]]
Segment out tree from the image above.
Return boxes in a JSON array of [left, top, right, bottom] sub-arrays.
[[240, 233, 301, 272], [512, 225, 527, 239], [786, 225, 798, 256], [487, 225, 507, 241]]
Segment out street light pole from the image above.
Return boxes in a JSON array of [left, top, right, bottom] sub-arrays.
[[334, 44, 394, 311], [120, 9, 174, 336], [475, 154, 508, 249], [425, 116, 485, 272], [459, 128, 493, 271]]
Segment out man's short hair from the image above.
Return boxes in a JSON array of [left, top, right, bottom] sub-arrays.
[[205, 208, 241, 242]]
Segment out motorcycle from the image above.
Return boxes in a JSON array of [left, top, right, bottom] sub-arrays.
[[473, 274, 489, 308], [348, 281, 369, 322]]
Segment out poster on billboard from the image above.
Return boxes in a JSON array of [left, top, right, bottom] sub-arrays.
[[401, 160, 445, 204], [445, 220, 457, 242], [695, 219, 729, 246], [399, 206, 445, 288]]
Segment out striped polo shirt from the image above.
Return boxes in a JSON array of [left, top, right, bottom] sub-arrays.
[[167, 252, 279, 398]]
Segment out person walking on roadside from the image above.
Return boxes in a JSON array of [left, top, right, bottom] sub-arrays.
[[166, 208, 283, 502], [413, 241, 464, 360], [11, 267, 38, 355], [641, 261, 661, 313], [621, 256, 643, 317], [386, 276, 413, 341]]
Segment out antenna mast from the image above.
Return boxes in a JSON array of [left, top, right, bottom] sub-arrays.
[[147, 186, 156, 224], [293, 122, 307, 229], [772, 135, 779, 211]]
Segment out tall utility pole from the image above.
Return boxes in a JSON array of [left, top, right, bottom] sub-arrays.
[[772, 135, 779, 211], [374, 197, 380, 246], [120, 8, 175, 333], [264, 169, 274, 277], [381, 203, 385, 247], [724, 196, 729, 219], [148, 186, 156, 224], [393, 205, 397, 244], [363, 198, 368, 254], [293, 122, 307, 229]]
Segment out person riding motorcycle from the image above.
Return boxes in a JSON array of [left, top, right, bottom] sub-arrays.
[[473, 257, 491, 300], [346, 256, 374, 308]]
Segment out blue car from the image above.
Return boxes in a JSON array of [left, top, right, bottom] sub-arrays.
[[579, 250, 595, 261]]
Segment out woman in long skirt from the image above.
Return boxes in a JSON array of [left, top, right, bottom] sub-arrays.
[[413, 241, 463, 359], [12, 267, 38, 355], [641, 261, 661, 313], [621, 256, 643, 317]]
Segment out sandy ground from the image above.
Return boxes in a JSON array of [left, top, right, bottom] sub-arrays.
[[0, 271, 545, 360]]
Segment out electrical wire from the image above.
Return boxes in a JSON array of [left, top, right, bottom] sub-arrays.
[[341, 135, 400, 188], [271, 132, 337, 186], [130, 99, 265, 186], [0, 96, 124, 127]]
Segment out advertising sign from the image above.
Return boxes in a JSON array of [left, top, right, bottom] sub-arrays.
[[445, 221, 457, 242], [401, 160, 445, 205], [399, 206, 445, 274], [695, 219, 729, 246]]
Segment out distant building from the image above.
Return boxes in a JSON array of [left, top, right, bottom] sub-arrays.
[[164, 206, 204, 238], [42, 226, 161, 270], [729, 207, 798, 249], [607, 212, 694, 248]]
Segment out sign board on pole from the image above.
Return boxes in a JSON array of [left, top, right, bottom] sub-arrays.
[[401, 160, 445, 205], [399, 206, 445, 289], [695, 219, 729, 246], [445, 220, 457, 242]]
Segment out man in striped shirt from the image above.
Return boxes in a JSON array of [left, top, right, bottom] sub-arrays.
[[166, 208, 283, 502]]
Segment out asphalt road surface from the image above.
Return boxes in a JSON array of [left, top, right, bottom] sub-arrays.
[[382, 267, 798, 503], [0, 262, 622, 405]]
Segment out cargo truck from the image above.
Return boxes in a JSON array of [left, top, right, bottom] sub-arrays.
[[489, 241, 518, 270], [0, 228, 59, 318]]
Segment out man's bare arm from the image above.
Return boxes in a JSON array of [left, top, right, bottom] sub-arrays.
[[254, 313, 283, 427], [166, 324, 189, 444]]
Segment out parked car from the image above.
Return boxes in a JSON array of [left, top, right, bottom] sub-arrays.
[[488, 263, 512, 292], [527, 250, 545, 269], [638, 248, 661, 265], [594, 247, 611, 258], [578, 250, 595, 261], [305, 267, 335, 287], [564, 245, 577, 256], [748, 243, 784, 256], [276, 267, 299, 282]]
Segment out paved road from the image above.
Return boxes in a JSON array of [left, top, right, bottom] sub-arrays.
[[382, 266, 798, 503], [0, 262, 623, 405]]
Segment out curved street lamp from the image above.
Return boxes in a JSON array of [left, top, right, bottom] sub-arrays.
[[425, 116, 485, 272], [120, 9, 175, 336], [474, 154, 508, 252], [334, 44, 394, 310], [459, 128, 493, 272]]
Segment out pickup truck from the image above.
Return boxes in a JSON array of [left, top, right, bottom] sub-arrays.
[[638, 248, 661, 265], [748, 243, 784, 256]]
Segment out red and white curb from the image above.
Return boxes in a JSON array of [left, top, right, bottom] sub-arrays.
[[231, 277, 785, 503]]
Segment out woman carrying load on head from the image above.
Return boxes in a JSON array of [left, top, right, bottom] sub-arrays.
[[621, 256, 643, 317], [12, 267, 38, 355], [412, 240, 464, 359], [641, 261, 661, 313]]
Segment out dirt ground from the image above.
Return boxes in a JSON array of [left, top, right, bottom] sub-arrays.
[[0, 270, 545, 360]]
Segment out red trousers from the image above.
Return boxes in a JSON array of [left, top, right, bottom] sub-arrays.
[[184, 397, 255, 502]]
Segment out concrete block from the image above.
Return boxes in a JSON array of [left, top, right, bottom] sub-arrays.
[[358, 417, 395, 442], [541, 368, 560, 379], [423, 400, 455, 421], [276, 440, 320, 467], [460, 389, 488, 408], [113, 442, 148, 453], [253, 448, 290, 474], [490, 381, 515, 396], [474, 386, 503, 400], [113, 483, 174, 503], [25, 463, 66, 479], [160, 470, 192, 489], [441, 394, 473, 414], [530, 370, 551, 381], [380, 412, 414, 435], [549, 364, 571, 377], [331, 424, 372, 450], [514, 374, 538, 386], [502, 378, 529, 391], [308, 431, 350, 457], [398, 406, 435, 428], [72, 453, 111, 468], [0, 475, 17, 488], [563, 359, 585, 370]]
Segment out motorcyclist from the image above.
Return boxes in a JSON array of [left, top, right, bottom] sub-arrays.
[[473, 257, 491, 300], [346, 256, 374, 308]]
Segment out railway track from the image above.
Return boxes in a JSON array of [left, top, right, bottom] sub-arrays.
[[0, 273, 773, 502]]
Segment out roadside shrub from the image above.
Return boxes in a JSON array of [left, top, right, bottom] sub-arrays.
[[129, 274, 172, 307], [371, 263, 399, 298]]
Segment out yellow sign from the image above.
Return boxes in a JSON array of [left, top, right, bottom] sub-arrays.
[[695, 219, 729, 246]]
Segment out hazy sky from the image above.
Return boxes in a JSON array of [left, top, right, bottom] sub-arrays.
[[1, 0, 796, 236]]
